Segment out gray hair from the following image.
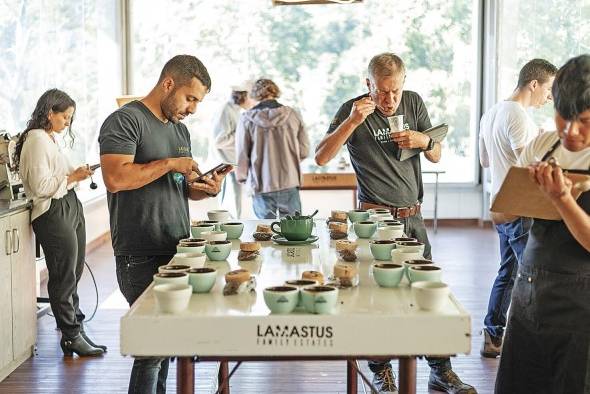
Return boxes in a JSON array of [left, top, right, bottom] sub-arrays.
[[368, 53, 406, 81]]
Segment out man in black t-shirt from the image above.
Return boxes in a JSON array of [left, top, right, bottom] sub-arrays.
[[99, 55, 229, 394], [315, 53, 475, 394]]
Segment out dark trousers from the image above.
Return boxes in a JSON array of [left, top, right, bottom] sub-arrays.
[[32, 189, 86, 339], [484, 217, 531, 338], [369, 213, 452, 373], [116, 255, 173, 394], [496, 316, 590, 394]]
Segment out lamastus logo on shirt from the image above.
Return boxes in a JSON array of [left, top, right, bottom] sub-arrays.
[[370, 123, 409, 144], [177, 146, 190, 155]]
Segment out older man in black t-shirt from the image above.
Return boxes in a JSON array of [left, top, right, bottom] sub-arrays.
[[316, 53, 475, 394]]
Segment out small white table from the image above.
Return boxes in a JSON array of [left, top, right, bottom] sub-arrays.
[[120, 220, 470, 394]]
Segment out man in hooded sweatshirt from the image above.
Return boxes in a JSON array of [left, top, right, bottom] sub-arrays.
[[236, 78, 310, 218]]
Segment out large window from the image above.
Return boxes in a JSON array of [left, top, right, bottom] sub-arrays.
[[130, 0, 479, 183], [497, 0, 590, 129], [0, 0, 122, 168]]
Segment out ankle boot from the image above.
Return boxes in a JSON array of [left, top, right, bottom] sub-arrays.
[[60, 335, 104, 357], [80, 330, 107, 352], [80, 322, 107, 352]]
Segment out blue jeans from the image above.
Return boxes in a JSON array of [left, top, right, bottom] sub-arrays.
[[116, 255, 173, 394], [484, 217, 532, 338], [252, 187, 301, 219]]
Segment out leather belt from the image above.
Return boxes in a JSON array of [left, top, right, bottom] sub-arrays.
[[358, 201, 421, 219]]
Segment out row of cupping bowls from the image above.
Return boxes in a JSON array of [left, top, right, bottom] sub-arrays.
[[152, 266, 218, 313], [264, 278, 449, 313]]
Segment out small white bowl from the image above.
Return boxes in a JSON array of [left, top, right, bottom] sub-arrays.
[[173, 252, 206, 268], [412, 281, 450, 311], [153, 283, 192, 314], [158, 264, 191, 274], [207, 231, 227, 242], [207, 209, 231, 222]]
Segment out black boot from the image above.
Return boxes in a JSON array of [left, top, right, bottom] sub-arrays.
[[80, 330, 107, 352], [60, 335, 104, 357], [80, 323, 107, 352]]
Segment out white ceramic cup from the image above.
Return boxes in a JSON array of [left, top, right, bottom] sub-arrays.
[[207, 209, 231, 222], [153, 272, 189, 286], [376, 226, 405, 240], [158, 264, 191, 274], [206, 231, 227, 242], [396, 241, 425, 254], [391, 249, 423, 265], [412, 281, 450, 311], [153, 283, 192, 314], [173, 252, 206, 268]]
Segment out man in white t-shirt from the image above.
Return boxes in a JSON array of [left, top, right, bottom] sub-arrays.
[[479, 59, 557, 358]]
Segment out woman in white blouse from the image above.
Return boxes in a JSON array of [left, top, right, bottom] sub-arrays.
[[13, 89, 104, 357]]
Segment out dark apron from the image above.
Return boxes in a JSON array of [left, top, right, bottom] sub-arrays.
[[498, 140, 590, 393]]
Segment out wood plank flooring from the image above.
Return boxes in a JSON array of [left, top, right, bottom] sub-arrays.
[[0, 224, 501, 393]]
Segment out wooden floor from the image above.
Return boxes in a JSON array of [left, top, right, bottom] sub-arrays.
[[0, 224, 501, 393]]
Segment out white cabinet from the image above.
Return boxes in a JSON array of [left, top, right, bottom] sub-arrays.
[[0, 208, 36, 382], [0, 215, 13, 372]]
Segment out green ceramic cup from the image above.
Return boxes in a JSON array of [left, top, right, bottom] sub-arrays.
[[271, 218, 313, 241], [347, 209, 370, 223], [191, 224, 215, 238], [372, 263, 404, 287], [220, 222, 244, 240], [263, 286, 299, 314], [187, 267, 217, 293], [204, 240, 232, 261], [301, 285, 339, 314], [369, 240, 396, 260], [353, 221, 377, 239]]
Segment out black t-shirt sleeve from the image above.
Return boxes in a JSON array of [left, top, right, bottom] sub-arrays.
[[326, 101, 352, 135], [99, 110, 141, 155], [415, 95, 432, 132]]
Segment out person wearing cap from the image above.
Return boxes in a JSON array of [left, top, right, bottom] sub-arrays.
[[315, 52, 475, 394], [236, 79, 310, 219], [212, 81, 257, 218], [495, 55, 590, 393]]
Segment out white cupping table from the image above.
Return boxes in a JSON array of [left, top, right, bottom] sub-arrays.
[[120, 220, 471, 394]]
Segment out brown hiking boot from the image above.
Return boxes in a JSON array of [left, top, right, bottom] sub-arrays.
[[480, 329, 502, 358]]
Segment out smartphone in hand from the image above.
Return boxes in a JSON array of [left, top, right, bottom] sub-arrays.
[[194, 163, 233, 182]]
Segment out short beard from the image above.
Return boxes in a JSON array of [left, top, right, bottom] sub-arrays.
[[161, 91, 179, 123]]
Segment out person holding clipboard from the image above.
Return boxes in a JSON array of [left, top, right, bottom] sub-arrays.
[[315, 53, 474, 394], [495, 55, 590, 393]]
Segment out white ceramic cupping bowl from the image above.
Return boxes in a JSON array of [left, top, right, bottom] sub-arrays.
[[153, 283, 192, 313], [207, 210, 231, 222], [412, 281, 450, 311]]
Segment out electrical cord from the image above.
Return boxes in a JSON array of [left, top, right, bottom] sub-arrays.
[[45, 260, 99, 323]]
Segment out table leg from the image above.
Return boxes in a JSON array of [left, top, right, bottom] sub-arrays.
[[398, 357, 417, 394], [218, 361, 230, 394], [177, 357, 194, 394], [434, 173, 439, 234], [346, 360, 358, 394], [353, 189, 357, 209]]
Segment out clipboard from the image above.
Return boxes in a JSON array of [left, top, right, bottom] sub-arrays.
[[397, 123, 449, 161], [490, 166, 589, 220]]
